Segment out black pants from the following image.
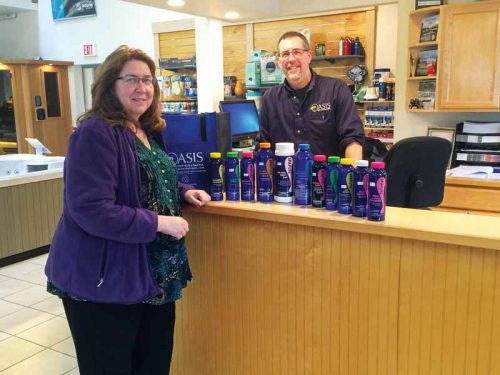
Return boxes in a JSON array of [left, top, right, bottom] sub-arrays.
[[63, 298, 175, 375]]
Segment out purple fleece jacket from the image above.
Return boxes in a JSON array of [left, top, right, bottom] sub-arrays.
[[45, 116, 192, 304]]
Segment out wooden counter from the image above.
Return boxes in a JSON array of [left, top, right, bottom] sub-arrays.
[[172, 202, 500, 375], [0, 174, 63, 262], [440, 176, 500, 215]]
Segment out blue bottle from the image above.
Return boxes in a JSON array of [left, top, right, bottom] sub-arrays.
[[274, 142, 294, 203], [352, 160, 369, 217], [256, 142, 274, 202], [312, 155, 327, 208], [293, 144, 313, 206], [224, 151, 239, 201], [240, 151, 255, 201], [368, 161, 387, 221], [209, 152, 223, 201], [325, 156, 341, 211], [353, 36, 362, 55], [338, 158, 354, 214]]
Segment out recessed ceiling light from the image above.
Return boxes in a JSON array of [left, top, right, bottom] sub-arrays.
[[167, 0, 185, 7], [224, 11, 240, 19]]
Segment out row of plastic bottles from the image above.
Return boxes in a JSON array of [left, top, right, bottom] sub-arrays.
[[209, 142, 387, 221]]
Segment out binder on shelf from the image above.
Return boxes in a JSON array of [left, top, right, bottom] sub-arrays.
[[451, 121, 500, 167]]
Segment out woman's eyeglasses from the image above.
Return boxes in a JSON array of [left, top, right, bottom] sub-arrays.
[[278, 48, 310, 60], [116, 75, 156, 87]]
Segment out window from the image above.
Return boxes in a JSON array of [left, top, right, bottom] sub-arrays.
[[44, 71, 61, 117]]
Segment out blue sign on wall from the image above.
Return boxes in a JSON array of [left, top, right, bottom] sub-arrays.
[[51, 0, 97, 21]]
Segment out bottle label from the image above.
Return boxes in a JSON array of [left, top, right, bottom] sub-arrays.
[[368, 176, 386, 221], [274, 156, 293, 198], [338, 170, 353, 214], [225, 161, 240, 201], [210, 161, 223, 201], [325, 167, 339, 210], [294, 159, 312, 206], [352, 172, 368, 217], [241, 160, 255, 201], [312, 166, 326, 208], [257, 156, 273, 202]]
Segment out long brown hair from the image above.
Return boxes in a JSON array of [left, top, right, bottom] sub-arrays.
[[78, 45, 165, 133]]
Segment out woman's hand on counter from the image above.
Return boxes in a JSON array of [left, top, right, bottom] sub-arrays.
[[157, 216, 189, 239], [183, 189, 211, 207]]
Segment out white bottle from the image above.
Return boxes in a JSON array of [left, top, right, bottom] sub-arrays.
[[274, 142, 295, 203]]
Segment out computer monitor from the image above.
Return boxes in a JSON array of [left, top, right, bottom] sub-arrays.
[[219, 99, 259, 148]]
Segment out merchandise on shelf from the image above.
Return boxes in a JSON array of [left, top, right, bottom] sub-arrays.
[[364, 105, 394, 128]]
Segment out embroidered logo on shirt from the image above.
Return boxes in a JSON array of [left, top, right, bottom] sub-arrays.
[[310, 103, 331, 112]]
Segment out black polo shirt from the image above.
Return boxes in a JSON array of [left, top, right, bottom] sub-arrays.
[[257, 70, 364, 156]]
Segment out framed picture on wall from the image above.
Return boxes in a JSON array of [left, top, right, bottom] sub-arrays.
[[427, 127, 455, 168], [51, 0, 97, 21], [416, 0, 444, 9]]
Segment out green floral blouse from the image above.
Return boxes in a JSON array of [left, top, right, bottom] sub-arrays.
[[135, 135, 192, 305]]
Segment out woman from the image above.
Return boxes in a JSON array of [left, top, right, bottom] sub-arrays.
[[45, 46, 210, 374]]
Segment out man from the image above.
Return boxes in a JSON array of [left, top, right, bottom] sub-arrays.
[[257, 31, 364, 159]]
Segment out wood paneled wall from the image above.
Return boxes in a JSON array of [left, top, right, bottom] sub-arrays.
[[159, 29, 196, 61], [171, 210, 500, 375], [253, 10, 375, 83], [223, 25, 247, 82], [0, 178, 63, 258], [158, 8, 375, 84]]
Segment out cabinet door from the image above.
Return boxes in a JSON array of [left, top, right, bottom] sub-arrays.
[[28, 65, 73, 156], [438, 1, 500, 110]]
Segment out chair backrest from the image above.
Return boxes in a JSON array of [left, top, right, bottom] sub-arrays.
[[384, 136, 452, 208], [363, 137, 388, 162]]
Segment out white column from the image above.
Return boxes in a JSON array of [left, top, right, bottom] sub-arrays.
[[195, 17, 224, 113]]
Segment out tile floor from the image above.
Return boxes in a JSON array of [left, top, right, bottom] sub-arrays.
[[0, 253, 79, 374]]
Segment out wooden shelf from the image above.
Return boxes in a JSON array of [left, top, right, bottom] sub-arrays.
[[161, 97, 197, 101], [409, 41, 438, 49], [159, 64, 196, 72], [408, 76, 436, 80], [247, 85, 279, 90], [364, 127, 394, 131], [355, 100, 395, 104], [410, 5, 441, 16], [408, 108, 436, 112], [311, 54, 364, 63]]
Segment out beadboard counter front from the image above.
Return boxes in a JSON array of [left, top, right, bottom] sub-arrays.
[[173, 202, 500, 375], [0, 175, 63, 261]]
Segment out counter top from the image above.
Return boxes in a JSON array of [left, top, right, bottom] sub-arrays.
[[446, 176, 500, 187], [0, 170, 63, 188], [190, 201, 500, 251]]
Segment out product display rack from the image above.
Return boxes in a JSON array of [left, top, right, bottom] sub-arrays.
[[159, 58, 197, 114], [356, 100, 395, 148], [406, 5, 440, 112]]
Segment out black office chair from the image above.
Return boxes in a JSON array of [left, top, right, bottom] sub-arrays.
[[384, 136, 452, 208], [363, 137, 388, 162]]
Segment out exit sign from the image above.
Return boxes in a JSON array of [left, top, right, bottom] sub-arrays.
[[83, 43, 97, 57]]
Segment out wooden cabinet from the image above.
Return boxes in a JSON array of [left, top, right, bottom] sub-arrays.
[[438, 1, 500, 110], [407, 1, 500, 112]]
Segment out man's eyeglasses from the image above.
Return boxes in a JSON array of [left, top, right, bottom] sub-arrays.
[[278, 48, 310, 60], [116, 75, 156, 87]]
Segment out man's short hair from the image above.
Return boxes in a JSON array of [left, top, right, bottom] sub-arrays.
[[277, 31, 310, 52]]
